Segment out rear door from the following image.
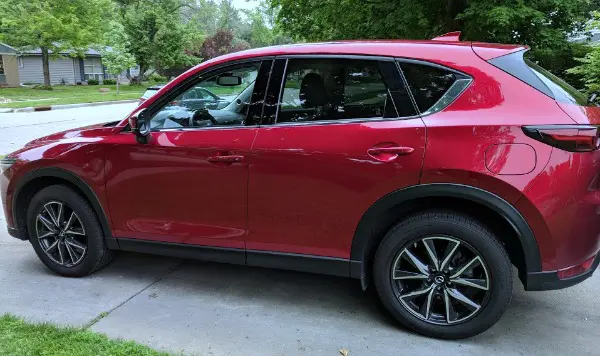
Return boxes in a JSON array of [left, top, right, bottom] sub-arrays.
[[246, 56, 426, 259]]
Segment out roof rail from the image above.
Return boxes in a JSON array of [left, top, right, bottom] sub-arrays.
[[432, 31, 462, 41]]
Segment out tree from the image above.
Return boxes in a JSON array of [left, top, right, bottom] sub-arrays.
[[101, 22, 137, 94], [0, 0, 113, 86], [568, 12, 600, 94], [199, 30, 251, 60], [116, 0, 198, 83], [269, 0, 595, 79]]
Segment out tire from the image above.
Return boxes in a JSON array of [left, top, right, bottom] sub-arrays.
[[26, 185, 114, 277], [373, 210, 512, 339]]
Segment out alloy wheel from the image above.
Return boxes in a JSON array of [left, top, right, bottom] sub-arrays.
[[35, 201, 87, 267], [391, 236, 491, 325]]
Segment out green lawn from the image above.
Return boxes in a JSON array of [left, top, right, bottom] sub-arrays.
[[0, 314, 168, 356], [0, 84, 149, 109]]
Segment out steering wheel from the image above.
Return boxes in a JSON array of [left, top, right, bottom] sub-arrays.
[[191, 109, 219, 126]]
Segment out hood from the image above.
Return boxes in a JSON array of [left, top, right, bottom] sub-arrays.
[[25, 121, 121, 147]]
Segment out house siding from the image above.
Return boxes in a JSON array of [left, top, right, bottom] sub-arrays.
[[18, 56, 78, 85], [1, 55, 20, 87]]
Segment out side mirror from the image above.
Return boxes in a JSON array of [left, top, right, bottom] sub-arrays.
[[217, 75, 242, 86], [129, 109, 150, 144]]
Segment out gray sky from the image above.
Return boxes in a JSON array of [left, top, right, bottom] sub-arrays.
[[231, 0, 260, 10]]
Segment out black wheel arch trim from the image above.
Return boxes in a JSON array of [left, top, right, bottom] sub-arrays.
[[350, 183, 542, 286], [12, 167, 113, 239]]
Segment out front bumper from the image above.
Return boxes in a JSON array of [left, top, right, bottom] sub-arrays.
[[7, 226, 27, 241], [523, 253, 600, 291]]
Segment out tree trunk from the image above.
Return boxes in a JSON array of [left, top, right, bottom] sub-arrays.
[[130, 63, 147, 85], [41, 46, 51, 86]]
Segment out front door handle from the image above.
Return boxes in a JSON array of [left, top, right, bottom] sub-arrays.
[[367, 146, 415, 155], [207, 154, 244, 163], [367, 146, 414, 162]]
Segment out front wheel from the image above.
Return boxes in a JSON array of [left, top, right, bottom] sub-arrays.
[[26, 185, 114, 277], [373, 211, 512, 339]]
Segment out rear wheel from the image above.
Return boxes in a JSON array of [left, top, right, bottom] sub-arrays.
[[373, 211, 512, 339], [27, 185, 114, 277]]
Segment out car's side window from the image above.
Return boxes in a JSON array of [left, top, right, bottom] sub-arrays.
[[399, 62, 472, 115], [276, 59, 402, 124], [149, 63, 260, 130]]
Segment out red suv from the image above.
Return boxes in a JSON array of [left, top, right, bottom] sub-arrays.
[[2, 33, 599, 339]]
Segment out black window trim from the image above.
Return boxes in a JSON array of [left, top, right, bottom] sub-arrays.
[[396, 58, 473, 117], [268, 54, 422, 128], [141, 56, 275, 133]]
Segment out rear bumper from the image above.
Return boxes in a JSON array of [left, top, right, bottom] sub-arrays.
[[523, 253, 600, 291]]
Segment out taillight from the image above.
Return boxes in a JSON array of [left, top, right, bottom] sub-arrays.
[[557, 255, 596, 279], [522, 125, 600, 152]]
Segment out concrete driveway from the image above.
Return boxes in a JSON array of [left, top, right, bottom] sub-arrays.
[[1, 104, 599, 355], [1, 224, 599, 355]]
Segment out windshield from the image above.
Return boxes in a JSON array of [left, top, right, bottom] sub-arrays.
[[141, 88, 159, 100], [149, 64, 259, 130], [525, 59, 589, 106]]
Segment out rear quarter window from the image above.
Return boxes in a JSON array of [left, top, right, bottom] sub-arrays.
[[399, 62, 472, 115], [489, 50, 589, 106]]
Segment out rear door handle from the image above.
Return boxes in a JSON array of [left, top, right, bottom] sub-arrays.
[[367, 146, 414, 162], [207, 155, 244, 163]]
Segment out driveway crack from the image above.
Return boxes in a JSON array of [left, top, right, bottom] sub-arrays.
[[83, 260, 183, 330]]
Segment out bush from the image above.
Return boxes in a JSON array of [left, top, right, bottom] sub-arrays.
[[32, 85, 53, 91], [148, 73, 167, 83], [87, 79, 99, 85], [103, 79, 116, 85]]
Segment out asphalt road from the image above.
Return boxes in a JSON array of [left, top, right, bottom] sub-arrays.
[[0, 102, 136, 155], [1, 104, 599, 355]]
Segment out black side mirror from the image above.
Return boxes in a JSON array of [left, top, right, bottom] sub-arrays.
[[129, 109, 150, 144]]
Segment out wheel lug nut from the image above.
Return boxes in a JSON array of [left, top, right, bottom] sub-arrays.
[[436, 286, 442, 291]]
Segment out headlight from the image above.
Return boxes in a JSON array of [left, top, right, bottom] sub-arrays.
[[0, 157, 17, 173]]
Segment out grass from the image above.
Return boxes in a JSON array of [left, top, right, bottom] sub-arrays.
[[0, 84, 149, 109], [0, 314, 169, 356], [0, 83, 249, 109]]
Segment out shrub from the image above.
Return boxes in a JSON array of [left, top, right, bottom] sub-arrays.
[[32, 85, 53, 91], [103, 79, 116, 85], [87, 79, 99, 85], [148, 73, 167, 83]]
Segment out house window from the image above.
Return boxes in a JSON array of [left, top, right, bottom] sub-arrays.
[[84, 58, 103, 81], [0, 56, 4, 75]]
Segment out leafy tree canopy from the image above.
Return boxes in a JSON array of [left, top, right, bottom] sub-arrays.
[[116, 0, 199, 82], [568, 12, 600, 93], [0, 0, 113, 85], [268, 0, 597, 80]]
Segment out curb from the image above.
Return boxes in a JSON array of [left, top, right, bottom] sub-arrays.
[[1, 99, 138, 113]]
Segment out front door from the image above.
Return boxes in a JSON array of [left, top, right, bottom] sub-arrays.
[[247, 57, 426, 258], [105, 60, 271, 249]]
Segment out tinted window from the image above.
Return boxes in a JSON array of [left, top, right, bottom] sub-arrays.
[[277, 59, 399, 123], [400, 62, 470, 114], [149, 63, 260, 129]]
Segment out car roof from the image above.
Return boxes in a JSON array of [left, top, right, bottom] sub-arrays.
[[199, 40, 525, 67]]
